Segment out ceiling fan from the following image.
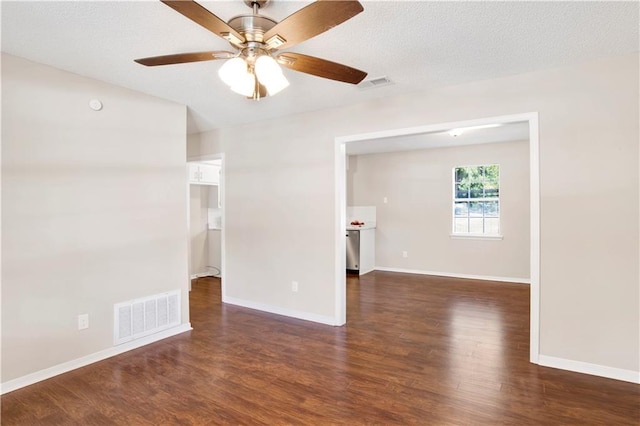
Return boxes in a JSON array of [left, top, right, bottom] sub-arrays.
[[135, 0, 368, 99]]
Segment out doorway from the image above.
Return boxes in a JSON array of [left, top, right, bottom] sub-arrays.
[[187, 155, 225, 296], [334, 112, 540, 363]]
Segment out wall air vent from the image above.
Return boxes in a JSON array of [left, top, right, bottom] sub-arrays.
[[114, 290, 180, 345], [358, 76, 394, 90]]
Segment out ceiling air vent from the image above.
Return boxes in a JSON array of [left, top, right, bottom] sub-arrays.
[[358, 76, 393, 90]]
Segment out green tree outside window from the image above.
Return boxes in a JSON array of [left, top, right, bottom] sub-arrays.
[[453, 165, 500, 235]]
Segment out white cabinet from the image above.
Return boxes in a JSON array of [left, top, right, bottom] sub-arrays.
[[189, 162, 219, 186]]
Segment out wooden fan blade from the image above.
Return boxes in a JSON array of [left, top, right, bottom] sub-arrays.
[[161, 0, 245, 45], [134, 51, 234, 66], [263, 0, 363, 50], [277, 52, 367, 84]]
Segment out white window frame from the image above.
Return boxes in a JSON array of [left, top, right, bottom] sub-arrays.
[[451, 164, 502, 239]]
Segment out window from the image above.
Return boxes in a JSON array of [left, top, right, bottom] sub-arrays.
[[453, 165, 500, 236]]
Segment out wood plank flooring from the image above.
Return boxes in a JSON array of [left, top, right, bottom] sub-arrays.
[[2, 271, 639, 424]]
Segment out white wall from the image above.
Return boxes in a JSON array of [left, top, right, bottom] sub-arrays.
[[348, 140, 530, 280], [186, 133, 202, 159], [194, 53, 639, 377], [1, 54, 189, 382], [208, 229, 222, 274]]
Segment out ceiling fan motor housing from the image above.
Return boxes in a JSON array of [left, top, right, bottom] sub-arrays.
[[228, 14, 277, 44], [241, 44, 269, 65]]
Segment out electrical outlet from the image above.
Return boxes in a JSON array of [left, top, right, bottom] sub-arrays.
[[291, 281, 299, 292], [402, 251, 408, 258], [78, 314, 89, 330]]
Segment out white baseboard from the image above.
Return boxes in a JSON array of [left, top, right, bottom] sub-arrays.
[[538, 355, 640, 384], [374, 266, 530, 284], [1, 323, 193, 395], [223, 296, 339, 326]]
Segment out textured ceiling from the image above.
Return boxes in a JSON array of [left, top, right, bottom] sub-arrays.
[[2, 1, 638, 134]]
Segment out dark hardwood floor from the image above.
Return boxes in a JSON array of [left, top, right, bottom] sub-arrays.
[[2, 272, 639, 424]]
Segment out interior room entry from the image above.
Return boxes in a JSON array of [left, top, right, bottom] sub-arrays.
[[188, 159, 223, 280], [335, 112, 540, 363]]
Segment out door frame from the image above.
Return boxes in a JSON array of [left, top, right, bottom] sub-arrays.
[[334, 112, 540, 364], [187, 153, 226, 298]]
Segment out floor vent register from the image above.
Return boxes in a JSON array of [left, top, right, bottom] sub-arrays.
[[114, 290, 180, 345]]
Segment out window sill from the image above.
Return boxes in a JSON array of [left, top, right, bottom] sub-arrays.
[[450, 234, 503, 241]]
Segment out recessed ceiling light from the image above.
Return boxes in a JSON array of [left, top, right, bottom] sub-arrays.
[[467, 123, 503, 131], [448, 123, 502, 137]]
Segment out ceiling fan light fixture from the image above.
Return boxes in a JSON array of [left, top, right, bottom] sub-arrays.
[[229, 71, 256, 97], [264, 73, 289, 96], [255, 55, 289, 96], [218, 57, 248, 87], [255, 55, 281, 81]]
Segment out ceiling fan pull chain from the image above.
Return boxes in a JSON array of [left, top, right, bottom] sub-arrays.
[[254, 70, 260, 100]]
